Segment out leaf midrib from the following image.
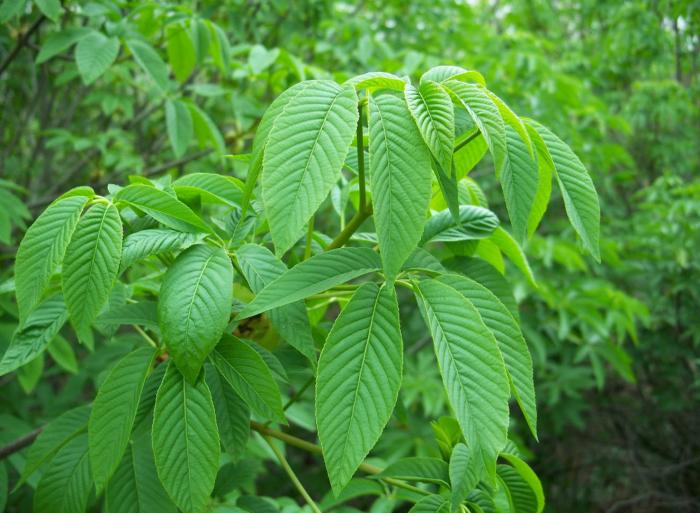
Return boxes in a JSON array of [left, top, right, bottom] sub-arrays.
[[183, 251, 217, 359]]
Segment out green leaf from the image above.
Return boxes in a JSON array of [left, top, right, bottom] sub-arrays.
[[152, 363, 219, 513], [96, 301, 158, 331], [527, 120, 600, 260], [120, 229, 204, 272], [16, 406, 89, 489], [17, 353, 43, 392], [166, 99, 193, 158], [33, 435, 92, 513], [444, 257, 518, 321], [416, 279, 510, 477], [34, 0, 61, 21], [75, 31, 120, 85], [0, 461, 6, 513], [36, 27, 91, 64], [0, 294, 67, 375], [173, 173, 243, 208], [158, 244, 233, 383], [244, 81, 316, 214], [15, 195, 89, 320], [453, 131, 488, 179], [47, 334, 78, 374], [489, 227, 536, 287], [128, 39, 169, 92], [421, 66, 486, 86], [431, 156, 460, 219], [500, 126, 539, 243], [445, 81, 506, 176], [316, 282, 402, 494], [115, 184, 212, 234], [236, 247, 381, 319], [524, 124, 554, 238], [205, 363, 250, 460], [375, 457, 449, 486], [450, 443, 480, 511], [236, 244, 315, 360], [422, 205, 499, 244], [89, 346, 156, 494], [499, 453, 544, 513], [166, 22, 196, 82], [407, 495, 450, 513], [436, 275, 537, 438], [210, 335, 285, 423], [369, 90, 433, 279], [188, 104, 225, 153], [262, 80, 358, 255], [405, 80, 455, 174], [105, 430, 175, 513], [63, 202, 123, 333], [344, 72, 406, 91], [248, 44, 279, 74], [0, 0, 25, 24]]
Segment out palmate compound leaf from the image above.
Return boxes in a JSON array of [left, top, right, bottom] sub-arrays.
[[0, 294, 67, 375], [88, 346, 157, 494], [33, 434, 92, 513], [152, 363, 220, 513], [421, 205, 499, 244], [527, 120, 601, 261], [404, 80, 455, 174], [437, 274, 537, 438], [236, 243, 315, 361], [158, 244, 233, 383], [236, 247, 381, 319], [445, 80, 507, 177], [316, 282, 402, 495], [369, 90, 433, 280], [262, 80, 359, 255], [105, 428, 175, 513], [416, 279, 510, 480], [63, 202, 123, 335], [15, 194, 90, 321], [210, 335, 285, 423], [16, 405, 90, 489]]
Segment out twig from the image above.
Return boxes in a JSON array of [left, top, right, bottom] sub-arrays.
[[453, 130, 481, 153], [326, 206, 372, 250], [0, 428, 43, 459], [0, 16, 46, 77]]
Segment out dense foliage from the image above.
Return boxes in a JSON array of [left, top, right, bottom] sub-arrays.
[[0, 1, 698, 512]]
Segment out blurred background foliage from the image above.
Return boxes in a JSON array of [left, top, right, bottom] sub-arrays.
[[0, 0, 699, 512]]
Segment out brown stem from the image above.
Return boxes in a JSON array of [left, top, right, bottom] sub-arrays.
[[0, 16, 46, 77]]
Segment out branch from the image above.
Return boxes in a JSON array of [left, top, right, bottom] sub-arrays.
[[325, 205, 372, 250], [0, 16, 46, 77], [453, 129, 481, 153], [0, 428, 43, 459]]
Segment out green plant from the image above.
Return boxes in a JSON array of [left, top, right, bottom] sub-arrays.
[[1, 67, 600, 513]]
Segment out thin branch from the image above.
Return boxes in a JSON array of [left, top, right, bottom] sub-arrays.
[[453, 129, 481, 153], [263, 435, 323, 513], [326, 205, 372, 251], [0, 16, 46, 77], [0, 428, 43, 459]]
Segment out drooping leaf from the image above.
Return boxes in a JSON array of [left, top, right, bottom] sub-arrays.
[[236, 244, 315, 360], [34, 0, 61, 21], [499, 453, 544, 513], [527, 120, 600, 260], [0, 294, 67, 375], [152, 363, 220, 513], [407, 494, 451, 513], [127, 39, 169, 92], [421, 66, 486, 86], [236, 247, 381, 319], [375, 457, 449, 486], [95, 301, 159, 331], [445, 81, 506, 177], [105, 430, 175, 513], [453, 130, 488, 179], [36, 27, 91, 64], [210, 335, 285, 423], [524, 124, 554, 238], [15, 195, 89, 320], [205, 363, 250, 460], [369, 90, 433, 279], [17, 354, 43, 393], [88, 346, 156, 494], [436, 274, 537, 438], [422, 205, 499, 244], [17, 405, 90, 488], [166, 99, 193, 158], [47, 334, 78, 374], [416, 279, 509, 477], [262, 80, 359, 254], [63, 202, 123, 334], [166, 22, 196, 82], [173, 173, 244, 208], [489, 227, 536, 287], [316, 282, 402, 494], [33, 435, 92, 513], [158, 244, 233, 383], [120, 229, 204, 272], [450, 443, 481, 511], [404, 80, 455, 173], [115, 184, 212, 234], [345, 72, 406, 91], [75, 31, 120, 85], [188, 104, 225, 153]]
